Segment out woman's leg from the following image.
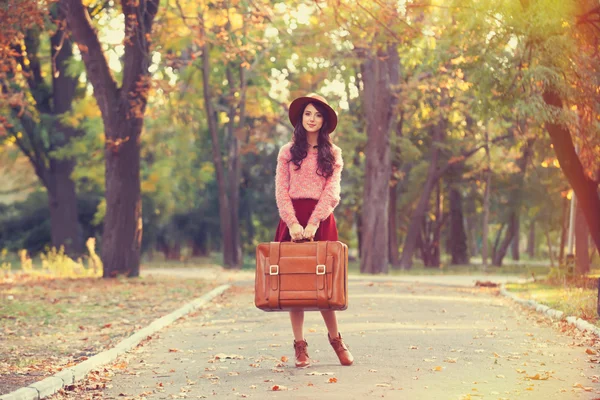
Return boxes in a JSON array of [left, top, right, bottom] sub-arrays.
[[321, 310, 354, 366], [290, 310, 305, 341], [320, 310, 339, 338], [290, 310, 310, 367]]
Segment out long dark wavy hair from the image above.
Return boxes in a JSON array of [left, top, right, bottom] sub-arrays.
[[289, 102, 335, 179]]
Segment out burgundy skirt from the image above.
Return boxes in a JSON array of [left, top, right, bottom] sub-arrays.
[[274, 199, 339, 242]]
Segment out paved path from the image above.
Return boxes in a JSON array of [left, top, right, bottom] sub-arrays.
[[85, 279, 600, 400]]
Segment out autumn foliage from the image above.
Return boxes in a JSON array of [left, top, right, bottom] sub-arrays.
[[0, 0, 51, 134]]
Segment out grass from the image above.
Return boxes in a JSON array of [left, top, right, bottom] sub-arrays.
[[505, 271, 600, 328], [0, 274, 215, 395]]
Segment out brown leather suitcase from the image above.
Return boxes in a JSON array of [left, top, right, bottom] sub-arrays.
[[255, 241, 348, 311]]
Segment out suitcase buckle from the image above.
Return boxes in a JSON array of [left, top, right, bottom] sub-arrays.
[[316, 264, 326, 275], [269, 265, 279, 275]]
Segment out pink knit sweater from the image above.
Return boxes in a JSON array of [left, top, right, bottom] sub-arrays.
[[275, 142, 343, 227]]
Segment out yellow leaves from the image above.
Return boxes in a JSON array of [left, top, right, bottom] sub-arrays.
[[572, 383, 594, 391], [141, 180, 157, 193], [59, 96, 101, 128], [526, 372, 551, 380], [205, 8, 244, 30], [433, 366, 443, 371]]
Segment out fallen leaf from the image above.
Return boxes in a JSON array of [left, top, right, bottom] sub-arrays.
[[369, 369, 377, 372], [169, 348, 179, 353], [527, 373, 549, 381], [281, 356, 288, 362], [328, 377, 338, 383], [306, 371, 334, 376], [214, 353, 244, 360], [444, 358, 457, 363], [433, 366, 443, 371], [376, 383, 391, 387], [585, 348, 597, 355], [410, 346, 418, 350], [496, 375, 505, 379], [271, 385, 287, 391]]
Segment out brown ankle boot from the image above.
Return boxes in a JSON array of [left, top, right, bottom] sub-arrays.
[[328, 333, 354, 366], [293, 339, 310, 368]]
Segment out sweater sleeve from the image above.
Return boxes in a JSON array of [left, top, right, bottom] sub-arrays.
[[275, 143, 299, 227], [308, 146, 343, 226]]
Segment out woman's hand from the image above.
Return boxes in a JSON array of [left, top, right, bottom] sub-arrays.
[[303, 223, 319, 240], [289, 223, 304, 241]]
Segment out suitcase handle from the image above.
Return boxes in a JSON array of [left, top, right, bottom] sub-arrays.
[[291, 238, 314, 243]]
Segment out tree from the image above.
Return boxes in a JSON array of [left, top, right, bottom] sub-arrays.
[[0, 2, 84, 254], [60, 0, 160, 277], [358, 44, 398, 274]]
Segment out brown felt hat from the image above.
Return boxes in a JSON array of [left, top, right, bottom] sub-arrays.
[[288, 93, 338, 134]]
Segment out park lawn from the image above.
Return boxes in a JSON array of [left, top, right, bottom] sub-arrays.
[[0, 273, 215, 395], [505, 273, 600, 328]]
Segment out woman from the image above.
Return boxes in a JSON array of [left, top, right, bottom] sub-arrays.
[[274, 93, 354, 368]]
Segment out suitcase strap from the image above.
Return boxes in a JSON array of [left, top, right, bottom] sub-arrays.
[[269, 242, 281, 310], [316, 241, 329, 309]]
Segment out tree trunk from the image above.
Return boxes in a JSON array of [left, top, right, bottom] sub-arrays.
[[543, 90, 600, 253], [356, 210, 363, 259], [559, 196, 569, 263], [102, 126, 143, 277], [511, 221, 520, 260], [493, 216, 516, 267], [465, 186, 478, 258], [399, 119, 445, 269], [527, 219, 536, 258], [9, 9, 83, 256], [200, 39, 235, 268], [545, 230, 555, 267], [61, 0, 159, 277], [481, 135, 491, 270], [575, 202, 590, 275], [359, 44, 398, 274], [47, 159, 81, 254], [48, 10, 83, 255], [388, 184, 400, 266], [449, 188, 469, 265], [493, 135, 533, 266], [431, 179, 443, 267]]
